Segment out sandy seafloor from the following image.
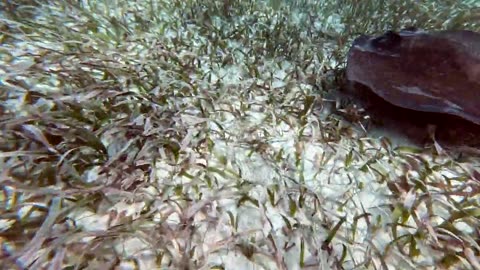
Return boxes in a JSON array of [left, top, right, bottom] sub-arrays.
[[2, 1, 480, 269]]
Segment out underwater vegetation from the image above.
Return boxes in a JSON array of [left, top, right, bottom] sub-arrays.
[[1, 0, 480, 269]]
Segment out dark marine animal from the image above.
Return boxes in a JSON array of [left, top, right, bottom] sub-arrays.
[[346, 28, 480, 126]]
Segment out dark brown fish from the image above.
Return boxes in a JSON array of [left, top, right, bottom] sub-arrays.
[[346, 28, 480, 125]]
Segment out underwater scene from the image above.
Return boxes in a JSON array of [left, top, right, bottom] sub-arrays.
[[1, 0, 480, 269]]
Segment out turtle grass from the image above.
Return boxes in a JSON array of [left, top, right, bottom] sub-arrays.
[[1, 0, 480, 269]]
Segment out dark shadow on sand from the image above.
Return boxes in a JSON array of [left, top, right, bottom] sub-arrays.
[[329, 82, 480, 149]]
